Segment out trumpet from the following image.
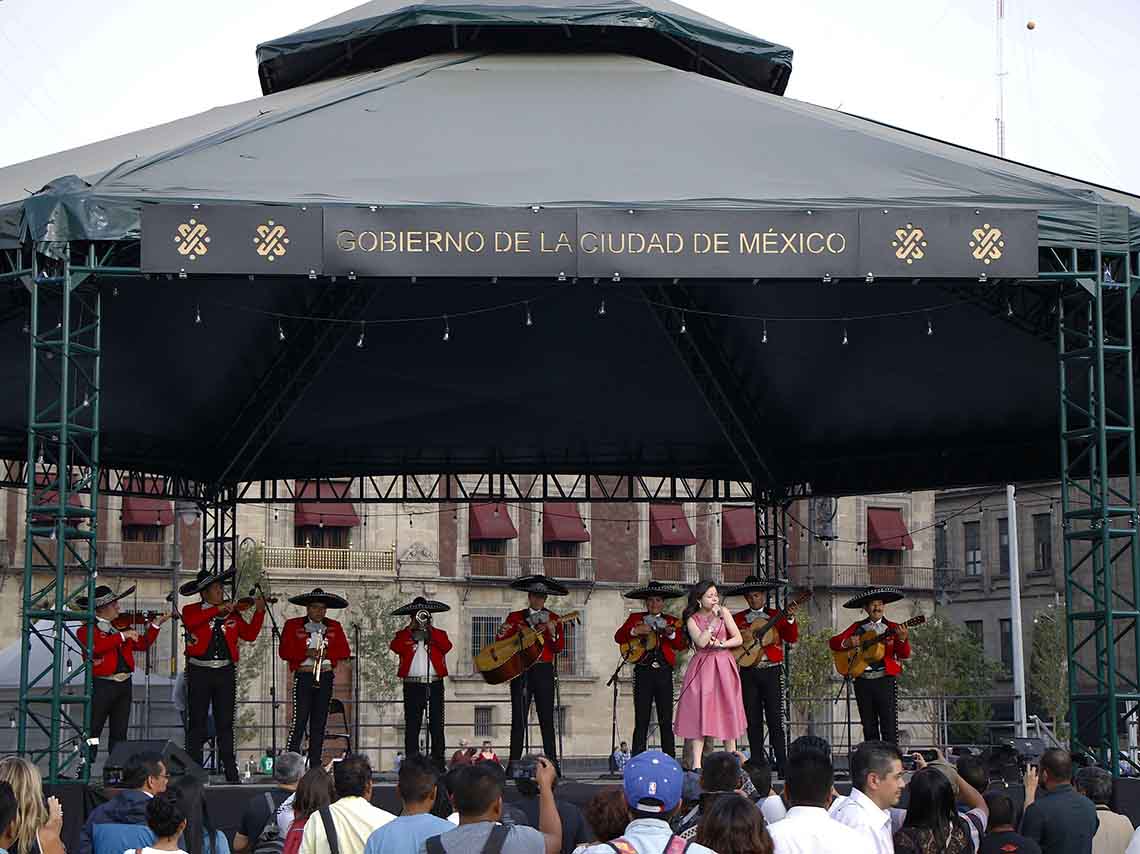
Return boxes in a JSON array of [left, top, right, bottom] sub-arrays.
[[313, 630, 329, 683]]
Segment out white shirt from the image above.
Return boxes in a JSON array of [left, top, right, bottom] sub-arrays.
[[125, 848, 188, 854], [277, 793, 296, 836], [1125, 824, 1140, 854], [760, 794, 788, 825], [300, 796, 396, 854], [409, 641, 437, 680], [576, 819, 716, 854], [831, 788, 895, 854], [768, 806, 875, 854]]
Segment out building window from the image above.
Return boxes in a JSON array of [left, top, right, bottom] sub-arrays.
[[543, 541, 579, 558], [474, 706, 493, 738], [469, 613, 507, 672], [557, 620, 583, 677], [998, 518, 1009, 576], [965, 620, 984, 649], [1000, 619, 1013, 672], [295, 526, 350, 549], [123, 524, 162, 543], [471, 539, 508, 556], [1033, 514, 1053, 573], [935, 525, 947, 568], [650, 545, 685, 562], [964, 522, 982, 576]]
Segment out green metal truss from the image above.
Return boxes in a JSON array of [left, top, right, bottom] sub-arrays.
[[1055, 234, 1140, 772], [19, 246, 102, 781]]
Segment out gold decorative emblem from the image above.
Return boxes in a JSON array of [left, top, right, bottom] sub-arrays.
[[891, 223, 927, 265], [174, 218, 210, 260], [254, 220, 290, 261], [970, 224, 1004, 264]]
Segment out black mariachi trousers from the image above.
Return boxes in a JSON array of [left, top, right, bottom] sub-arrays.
[[740, 664, 787, 769], [288, 671, 335, 766], [90, 677, 133, 762], [853, 674, 898, 744], [403, 679, 446, 767], [632, 663, 675, 757], [510, 662, 557, 764], [187, 664, 238, 778]]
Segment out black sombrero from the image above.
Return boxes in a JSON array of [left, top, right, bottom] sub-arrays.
[[391, 595, 451, 616], [843, 586, 905, 609], [76, 584, 136, 610], [179, 567, 236, 597], [289, 588, 348, 609], [624, 580, 686, 601], [509, 574, 569, 597], [724, 575, 787, 596]]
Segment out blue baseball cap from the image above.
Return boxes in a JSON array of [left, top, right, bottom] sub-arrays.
[[623, 750, 684, 814]]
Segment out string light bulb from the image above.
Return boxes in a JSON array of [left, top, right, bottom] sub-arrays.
[[195, 304, 201, 325], [278, 321, 285, 342], [842, 323, 849, 346], [598, 299, 606, 317], [762, 320, 768, 344], [926, 316, 934, 336], [356, 322, 365, 349], [680, 312, 687, 334], [525, 302, 533, 328], [1006, 299, 1014, 317], [442, 315, 450, 342]]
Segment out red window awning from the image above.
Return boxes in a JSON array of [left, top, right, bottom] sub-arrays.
[[867, 507, 914, 550], [470, 502, 518, 540], [721, 506, 756, 549], [122, 478, 174, 526], [650, 504, 697, 547], [543, 502, 590, 543], [294, 480, 360, 528], [30, 474, 85, 525]]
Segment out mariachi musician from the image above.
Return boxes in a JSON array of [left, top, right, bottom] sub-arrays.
[[181, 567, 266, 783], [727, 575, 798, 773], [613, 580, 687, 758], [498, 574, 569, 772], [279, 588, 351, 767], [389, 596, 452, 769], [77, 584, 172, 763], [829, 586, 911, 744]]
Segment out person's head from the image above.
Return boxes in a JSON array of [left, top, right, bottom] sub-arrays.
[[397, 755, 438, 810], [696, 794, 773, 854], [458, 739, 469, 750], [124, 751, 168, 794], [984, 791, 1017, 830], [396, 752, 404, 760], [788, 735, 832, 762], [742, 758, 772, 797], [682, 579, 719, 628], [902, 768, 957, 845], [745, 590, 767, 611], [481, 741, 493, 752], [584, 787, 629, 843], [863, 598, 886, 621], [95, 600, 122, 621], [450, 763, 504, 821], [619, 742, 628, 753], [1074, 766, 1113, 806], [701, 752, 741, 794], [202, 581, 226, 606], [783, 749, 833, 808], [1039, 748, 1073, 789], [171, 776, 218, 854], [273, 752, 305, 790], [146, 790, 187, 841], [293, 768, 336, 821], [306, 603, 328, 622], [624, 750, 685, 820], [646, 595, 665, 616], [851, 741, 905, 808], [0, 757, 47, 854], [333, 754, 373, 800], [527, 592, 548, 611], [954, 755, 987, 795], [0, 782, 17, 852]]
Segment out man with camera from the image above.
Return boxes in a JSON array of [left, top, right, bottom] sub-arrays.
[[389, 596, 453, 769]]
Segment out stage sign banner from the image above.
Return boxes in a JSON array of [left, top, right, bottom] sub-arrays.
[[141, 205, 324, 275], [143, 205, 1039, 279]]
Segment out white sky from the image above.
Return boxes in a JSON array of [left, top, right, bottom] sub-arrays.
[[0, 0, 1136, 194]]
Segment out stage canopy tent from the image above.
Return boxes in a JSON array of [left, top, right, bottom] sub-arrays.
[[0, 0, 1138, 495]]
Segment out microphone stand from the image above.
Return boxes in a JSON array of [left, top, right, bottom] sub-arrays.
[[420, 617, 433, 763], [606, 647, 633, 777], [255, 582, 281, 759]]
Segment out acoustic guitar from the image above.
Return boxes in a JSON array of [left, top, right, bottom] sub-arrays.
[[832, 615, 926, 678], [475, 611, 581, 685], [619, 616, 682, 664], [732, 590, 812, 669]]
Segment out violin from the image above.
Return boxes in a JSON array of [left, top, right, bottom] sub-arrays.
[[228, 595, 279, 612], [110, 611, 176, 630]]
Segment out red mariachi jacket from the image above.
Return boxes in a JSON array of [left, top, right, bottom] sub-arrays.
[[733, 608, 798, 664], [829, 619, 912, 676], [613, 612, 687, 668], [389, 626, 453, 678], [77, 622, 160, 677], [279, 617, 352, 672], [497, 609, 565, 664], [182, 602, 265, 662]]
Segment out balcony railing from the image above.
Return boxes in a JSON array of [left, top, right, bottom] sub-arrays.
[[786, 563, 934, 591], [27, 539, 178, 569], [263, 545, 395, 575], [644, 559, 758, 586], [461, 554, 595, 582]]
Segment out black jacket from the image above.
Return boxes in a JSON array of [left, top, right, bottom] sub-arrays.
[[79, 789, 151, 854]]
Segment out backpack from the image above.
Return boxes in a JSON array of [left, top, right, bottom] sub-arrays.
[[426, 824, 509, 854], [606, 835, 691, 854], [252, 793, 286, 854]]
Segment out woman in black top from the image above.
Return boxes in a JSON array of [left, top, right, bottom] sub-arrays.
[[894, 768, 976, 854]]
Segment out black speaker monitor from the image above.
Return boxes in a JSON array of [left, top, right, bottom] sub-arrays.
[[103, 739, 208, 785]]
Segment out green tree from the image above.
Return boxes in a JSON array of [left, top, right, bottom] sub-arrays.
[[1029, 603, 1069, 742], [353, 583, 411, 701], [785, 613, 837, 738], [899, 612, 1001, 744], [234, 544, 273, 747]]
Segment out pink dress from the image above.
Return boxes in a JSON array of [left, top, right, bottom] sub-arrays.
[[673, 612, 748, 741]]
